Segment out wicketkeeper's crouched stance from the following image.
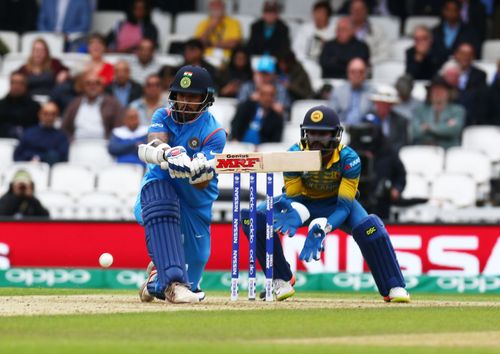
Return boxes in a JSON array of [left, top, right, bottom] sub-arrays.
[[241, 105, 410, 302]]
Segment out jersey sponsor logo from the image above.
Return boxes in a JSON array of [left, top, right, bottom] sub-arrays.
[[188, 137, 200, 149], [150, 122, 164, 128], [310, 110, 324, 123], [366, 226, 377, 236], [344, 157, 360, 171]]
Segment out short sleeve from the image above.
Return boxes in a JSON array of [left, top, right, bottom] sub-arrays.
[[148, 108, 169, 134]]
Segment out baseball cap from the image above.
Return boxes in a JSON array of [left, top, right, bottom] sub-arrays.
[[12, 170, 32, 184], [256, 55, 276, 73]]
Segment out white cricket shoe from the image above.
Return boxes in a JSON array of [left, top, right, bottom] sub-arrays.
[[193, 289, 206, 302], [273, 279, 295, 301], [384, 287, 411, 303], [165, 282, 200, 304], [139, 261, 156, 303]]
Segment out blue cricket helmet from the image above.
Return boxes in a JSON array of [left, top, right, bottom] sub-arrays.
[[300, 105, 343, 150]]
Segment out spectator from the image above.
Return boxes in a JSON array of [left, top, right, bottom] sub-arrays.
[[215, 46, 253, 98], [179, 39, 217, 79], [349, 0, 389, 62], [85, 34, 115, 86], [129, 74, 167, 126], [14, 102, 69, 165], [62, 71, 123, 140], [329, 58, 373, 125], [412, 77, 465, 148], [0, 72, 40, 139], [158, 65, 177, 92], [246, 0, 291, 57], [194, 0, 242, 61], [0, 0, 38, 35], [18, 38, 69, 96], [431, 0, 481, 66], [230, 83, 284, 144], [106, 0, 158, 53], [367, 85, 409, 151], [412, 0, 444, 16], [276, 50, 314, 101], [50, 72, 85, 113], [129, 38, 161, 85], [292, 1, 336, 63], [319, 17, 370, 78], [486, 60, 500, 125], [459, 0, 487, 42], [393, 74, 423, 121], [0, 170, 49, 218], [108, 108, 148, 166], [405, 26, 441, 80], [238, 56, 291, 116], [105, 60, 143, 107]]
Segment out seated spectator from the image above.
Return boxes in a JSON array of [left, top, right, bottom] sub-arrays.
[[0, 170, 49, 218], [37, 0, 91, 42], [293, 1, 335, 63], [230, 83, 284, 144], [158, 65, 177, 92], [194, 0, 242, 61], [367, 85, 409, 151], [14, 102, 69, 165], [179, 39, 217, 79], [349, 0, 389, 62], [405, 26, 441, 80], [431, 0, 481, 66], [105, 60, 143, 107], [108, 108, 148, 166], [129, 38, 161, 85], [18, 38, 69, 96], [319, 17, 370, 78], [0, 72, 40, 139], [215, 46, 253, 98], [0, 0, 38, 35], [393, 74, 423, 121], [486, 60, 500, 125], [238, 56, 291, 116], [412, 77, 465, 148], [276, 50, 313, 101], [329, 58, 373, 125], [130, 74, 167, 126], [85, 34, 114, 86], [247, 1, 290, 57], [50, 72, 85, 113], [106, 0, 158, 53], [62, 71, 123, 140]]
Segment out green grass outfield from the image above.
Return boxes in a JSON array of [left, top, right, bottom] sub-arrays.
[[0, 288, 499, 354]]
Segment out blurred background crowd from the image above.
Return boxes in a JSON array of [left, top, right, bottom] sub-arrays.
[[1, 0, 500, 223]]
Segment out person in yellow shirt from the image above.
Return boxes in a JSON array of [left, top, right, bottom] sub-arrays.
[[195, 0, 242, 61]]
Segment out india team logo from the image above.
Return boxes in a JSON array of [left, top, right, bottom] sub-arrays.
[[188, 137, 200, 149], [180, 77, 191, 88], [310, 110, 323, 122]]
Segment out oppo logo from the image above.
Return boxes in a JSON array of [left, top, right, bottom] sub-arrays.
[[436, 276, 500, 293], [115, 271, 147, 288], [0, 243, 10, 270], [5, 269, 91, 286]]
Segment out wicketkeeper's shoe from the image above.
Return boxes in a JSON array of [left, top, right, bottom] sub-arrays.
[[273, 279, 296, 301], [165, 282, 200, 304], [384, 287, 411, 303], [139, 261, 156, 303], [260, 275, 296, 300]]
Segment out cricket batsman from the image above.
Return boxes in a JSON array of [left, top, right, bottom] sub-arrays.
[[134, 65, 226, 303], [241, 105, 410, 302]]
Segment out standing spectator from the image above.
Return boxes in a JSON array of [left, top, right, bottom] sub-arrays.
[[393, 74, 423, 121], [230, 83, 284, 144], [37, 0, 91, 42], [276, 50, 313, 101], [412, 77, 466, 148], [459, 0, 487, 42], [349, 0, 389, 62], [215, 46, 253, 98], [62, 71, 123, 140], [106, 0, 158, 53], [105, 60, 143, 107], [0, 72, 40, 139], [194, 0, 242, 61], [14, 102, 69, 165], [179, 39, 217, 79], [329, 58, 373, 125], [319, 17, 370, 78], [18, 38, 69, 96], [246, 0, 290, 57], [406, 26, 441, 80], [0, 170, 49, 218], [0, 0, 38, 35], [129, 38, 161, 85], [293, 1, 336, 63], [367, 85, 409, 151], [108, 108, 148, 166], [129, 74, 167, 126], [85, 34, 115, 86]]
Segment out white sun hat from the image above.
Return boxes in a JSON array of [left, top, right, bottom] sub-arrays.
[[370, 84, 400, 103]]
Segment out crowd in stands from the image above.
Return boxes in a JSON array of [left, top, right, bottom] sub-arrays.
[[1, 0, 500, 219]]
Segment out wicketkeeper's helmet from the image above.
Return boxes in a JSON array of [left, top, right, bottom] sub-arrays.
[[300, 105, 343, 151]]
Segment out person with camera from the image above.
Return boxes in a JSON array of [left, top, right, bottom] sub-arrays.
[[0, 170, 49, 218]]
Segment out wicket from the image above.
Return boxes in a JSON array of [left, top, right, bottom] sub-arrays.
[[230, 172, 274, 301]]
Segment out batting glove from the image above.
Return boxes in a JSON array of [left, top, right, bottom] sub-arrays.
[[164, 146, 192, 179], [299, 223, 326, 262], [189, 152, 214, 184]]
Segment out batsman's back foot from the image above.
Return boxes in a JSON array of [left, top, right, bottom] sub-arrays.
[[384, 287, 410, 303], [165, 282, 200, 304]]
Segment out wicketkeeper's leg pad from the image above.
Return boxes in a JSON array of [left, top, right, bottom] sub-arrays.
[[141, 180, 188, 291], [352, 214, 405, 297]]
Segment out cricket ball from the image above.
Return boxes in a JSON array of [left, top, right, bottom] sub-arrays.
[[99, 253, 113, 268]]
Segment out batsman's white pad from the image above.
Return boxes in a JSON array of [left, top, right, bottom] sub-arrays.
[[291, 202, 311, 224]]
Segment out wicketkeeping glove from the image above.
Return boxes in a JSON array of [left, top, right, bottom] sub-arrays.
[[299, 223, 326, 262], [189, 152, 214, 184], [273, 198, 309, 237], [163, 146, 192, 179]]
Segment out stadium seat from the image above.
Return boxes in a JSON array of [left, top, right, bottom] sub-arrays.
[[0, 76, 8, 98], [91, 11, 126, 36], [412, 80, 428, 101], [290, 99, 328, 126], [68, 139, 114, 169], [3, 162, 50, 191], [102, 53, 134, 64], [96, 164, 144, 197], [237, 0, 265, 16], [0, 138, 17, 167], [174, 12, 206, 36], [222, 141, 255, 153], [401, 173, 430, 199], [59, 52, 89, 76], [282, 17, 301, 40], [21, 32, 64, 55], [404, 16, 440, 36], [481, 40, 500, 63], [156, 54, 183, 67], [281, 123, 301, 146], [370, 16, 400, 41], [152, 10, 172, 53], [430, 173, 476, 208], [50, 163, 95, 198], [36, 190, 75, 219], [197, 0, 237, 14], [462, 126, 500, 176], [256, 142, 293, 152], [399, 145, 445, 182], [390, 38, 413, 61], [209, 97, 237, 134], [438, 206, 500, 223], [234, 14, 256, 40], [0, 31, 19, 53], [473, 61, 497, 84], [301, 60, 322, 85], [372, 61, 405, 83], [76, 191, 123, 220], [1, 53, 26, 76], [282, 0, 316, 20]]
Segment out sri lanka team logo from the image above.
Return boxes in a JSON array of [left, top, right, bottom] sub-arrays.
[[310, 110, 323, 123]]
